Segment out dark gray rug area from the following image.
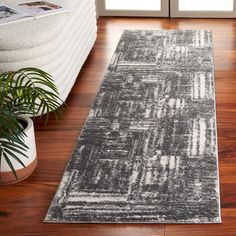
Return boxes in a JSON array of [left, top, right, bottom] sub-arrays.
[[45, 30, 221, 223]]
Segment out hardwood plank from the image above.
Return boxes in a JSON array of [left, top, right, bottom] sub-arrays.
[[1, 17, 236, 235], [165, 209, 236, 236]]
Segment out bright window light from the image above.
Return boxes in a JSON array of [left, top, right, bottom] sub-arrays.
[[105, 0, 161, 11], [179, 0, 234, 11]]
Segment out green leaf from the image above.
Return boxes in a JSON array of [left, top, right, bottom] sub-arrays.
[[2, 142, 28, 159], [0, 67, 65, 179], [3, 149, 26, 168], [3, 153, 18, 180]]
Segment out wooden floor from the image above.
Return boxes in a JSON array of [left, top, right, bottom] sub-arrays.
[[1, 17, 236, 236]]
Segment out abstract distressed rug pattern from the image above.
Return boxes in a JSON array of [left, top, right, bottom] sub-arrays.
[[45, 30, 221, 223]]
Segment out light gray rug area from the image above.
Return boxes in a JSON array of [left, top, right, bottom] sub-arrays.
[[45, 30, 221, 224]]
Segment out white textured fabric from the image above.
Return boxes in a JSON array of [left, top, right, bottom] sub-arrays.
[[0, 0, 97, 101]]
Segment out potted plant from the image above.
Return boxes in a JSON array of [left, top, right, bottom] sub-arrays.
[[0, 68, 62, 185]]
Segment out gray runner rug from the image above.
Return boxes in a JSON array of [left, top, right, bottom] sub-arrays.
[[45, 30, 221, 224]]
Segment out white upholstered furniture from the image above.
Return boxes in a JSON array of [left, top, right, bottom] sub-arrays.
[[0, 0, 97, 102]]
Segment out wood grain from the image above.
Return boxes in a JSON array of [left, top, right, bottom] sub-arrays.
[[0, 17, 236, 235]]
